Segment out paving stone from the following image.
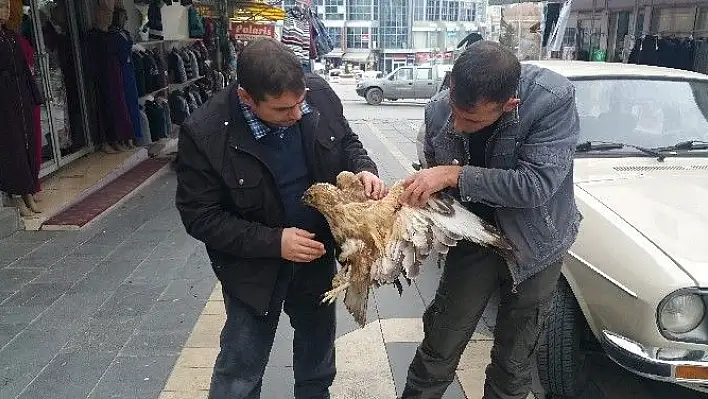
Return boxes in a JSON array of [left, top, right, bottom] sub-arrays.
[[92, 281, 168, 319], [184, 314, 226, 349], [373, 280, 426, 319], [262, 366, 295, 398], [157, 276, 217, 302], [174, 347, 220, 368], [87, 354, 179, 399], [330, 321, 396, 399], [0, 242, 41, 268], [31, 255, 104, 284], [0, 326, 77, 398], [0, 268, 42, 292], [162, 364, 213, 392], [138, 297, 208, 333], [158, 390, 209, 399], [1, 281, 73, 308], [120, 329, 192, 357], [385, 342, 466, 399], [15, 347, 117, 399]]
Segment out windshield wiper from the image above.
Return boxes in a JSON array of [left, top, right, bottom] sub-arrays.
[[576, 141, 666, 161], [653, 140, 708, 152]]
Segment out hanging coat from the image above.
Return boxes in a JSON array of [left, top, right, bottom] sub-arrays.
[[0, 28, 43, 195]]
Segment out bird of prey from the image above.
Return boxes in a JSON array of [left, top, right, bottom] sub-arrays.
[[301, 171, 514, 327]]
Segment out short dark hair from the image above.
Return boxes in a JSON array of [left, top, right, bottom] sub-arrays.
[[450, 40, 521, 109], [236, 38, 306, 103]]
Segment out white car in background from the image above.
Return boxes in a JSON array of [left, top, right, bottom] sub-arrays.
[[414, 61, 708, 397]]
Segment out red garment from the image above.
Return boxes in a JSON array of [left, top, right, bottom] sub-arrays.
[[18, 34, 42, 192]]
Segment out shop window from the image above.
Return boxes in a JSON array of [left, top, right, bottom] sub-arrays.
[[327, 27, 343, 48], [650, 7, 695, 35], [347, 0, 373, 20], [346, 27, 371, 49]]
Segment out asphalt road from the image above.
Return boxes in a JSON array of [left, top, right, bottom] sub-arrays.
[[327, 81, 708, 399]]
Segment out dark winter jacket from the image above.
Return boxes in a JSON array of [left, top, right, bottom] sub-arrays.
[[175, 73, 378, 315]]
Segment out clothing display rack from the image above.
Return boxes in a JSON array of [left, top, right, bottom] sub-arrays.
[[282, 0, 333, 72], [628, 30, 708, 75]]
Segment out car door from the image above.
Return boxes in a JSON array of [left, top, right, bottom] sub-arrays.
[[413, 67, 436, 98], [389, 67, 415, 99]]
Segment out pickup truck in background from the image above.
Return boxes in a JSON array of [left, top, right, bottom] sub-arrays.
[[355, 65, 452, 105]]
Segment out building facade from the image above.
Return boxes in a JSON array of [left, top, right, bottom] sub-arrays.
[[284, 0, 486, 72]]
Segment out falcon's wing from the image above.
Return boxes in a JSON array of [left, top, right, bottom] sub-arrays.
[[372, 193, 514, 284]]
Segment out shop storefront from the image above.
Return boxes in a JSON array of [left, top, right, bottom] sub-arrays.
[[557, 0, 708, 69]]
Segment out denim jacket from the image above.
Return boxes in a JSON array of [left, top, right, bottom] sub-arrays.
[[423, 63, 583, 289]]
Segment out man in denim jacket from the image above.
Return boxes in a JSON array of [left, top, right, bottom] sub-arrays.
[[399, 41, 582, 399]]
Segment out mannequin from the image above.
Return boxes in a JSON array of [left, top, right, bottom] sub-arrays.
[[0, 6, 43, 216], [107, 7, 140, 150]]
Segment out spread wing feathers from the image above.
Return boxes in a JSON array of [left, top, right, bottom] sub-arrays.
[[372, 194, 514, 285]]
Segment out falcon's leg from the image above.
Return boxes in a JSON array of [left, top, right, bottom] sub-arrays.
[[321, 282, 351, 304]]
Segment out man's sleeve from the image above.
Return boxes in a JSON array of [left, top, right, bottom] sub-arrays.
[[423, 102, 437, 168], [457, 85, 580, 208], [322, 86, 379, 175], [175, 124, 283, 258]]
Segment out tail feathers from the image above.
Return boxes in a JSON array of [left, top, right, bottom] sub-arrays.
[[344, 280, 370, 328]]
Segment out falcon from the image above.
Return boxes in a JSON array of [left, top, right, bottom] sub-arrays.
[[301, 171, 514, 327]]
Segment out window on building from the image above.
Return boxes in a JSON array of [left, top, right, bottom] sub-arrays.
[[414, 0, 425, 20], [327, 27, 343, 48], [380, 0, 410, 48], [322, 0, 345, 20], [347, 0, 372, 20], [650, 7, 695, 34], [392, 68, 413, 80], [346, 27, 371, 49], [426, 0, 440, 21], [416, 68, 432, 79]]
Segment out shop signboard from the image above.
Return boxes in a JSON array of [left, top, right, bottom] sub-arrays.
[[230, 22, 276, 39]]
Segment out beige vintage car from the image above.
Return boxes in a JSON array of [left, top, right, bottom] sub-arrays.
[[414, 60, 708, 396]]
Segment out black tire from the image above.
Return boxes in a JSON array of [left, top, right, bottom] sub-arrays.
[[536, 277, 593, 398], [365, 88, 383, 105]]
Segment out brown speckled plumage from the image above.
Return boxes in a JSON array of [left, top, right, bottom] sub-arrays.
[[302, 171, 515, 327]]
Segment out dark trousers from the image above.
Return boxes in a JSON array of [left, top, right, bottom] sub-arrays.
[[208, 258, 337, 399], [401, 243, 562, 399]]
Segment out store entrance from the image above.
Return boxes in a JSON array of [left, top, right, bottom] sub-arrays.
[[21, 0, 91, 178]]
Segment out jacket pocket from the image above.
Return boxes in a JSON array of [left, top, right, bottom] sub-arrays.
[[316, 123, 345, 179], [227, 173, 264, 212]]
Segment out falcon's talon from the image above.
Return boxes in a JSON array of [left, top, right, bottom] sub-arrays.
[[321, 282, 350, 304]]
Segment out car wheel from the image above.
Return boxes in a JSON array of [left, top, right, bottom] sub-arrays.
[[536, 277, 595, 398], [365, 88, 383, 105]]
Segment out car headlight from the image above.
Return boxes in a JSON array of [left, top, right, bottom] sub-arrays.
[[659, 293, 705, 334]]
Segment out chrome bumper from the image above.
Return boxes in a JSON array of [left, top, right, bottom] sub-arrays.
[[601, 330, 708, 392]]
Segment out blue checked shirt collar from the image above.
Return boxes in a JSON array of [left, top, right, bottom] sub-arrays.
[[240, 99, 313, 140]]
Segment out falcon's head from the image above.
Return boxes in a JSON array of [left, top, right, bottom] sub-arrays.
[[301, 182, 341, 211]]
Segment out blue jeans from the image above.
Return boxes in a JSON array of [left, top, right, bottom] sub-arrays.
[[208, 258, 337, 399]]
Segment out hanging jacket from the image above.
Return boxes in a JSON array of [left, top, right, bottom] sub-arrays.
[[188, 6, 205, 38], [169, 48, 187, 82], [148, 0, 164, 40], [168, 90, 190, 124], [310, 13, 333, 57]]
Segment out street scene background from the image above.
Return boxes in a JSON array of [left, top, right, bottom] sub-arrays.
[[0, 81, 703, 399]]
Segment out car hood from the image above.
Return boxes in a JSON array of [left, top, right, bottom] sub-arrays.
[[358, 78, 385, 87], [577, 173, 708, 283]]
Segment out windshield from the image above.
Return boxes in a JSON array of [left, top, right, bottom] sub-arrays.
[[572, 78, 708, 150]]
